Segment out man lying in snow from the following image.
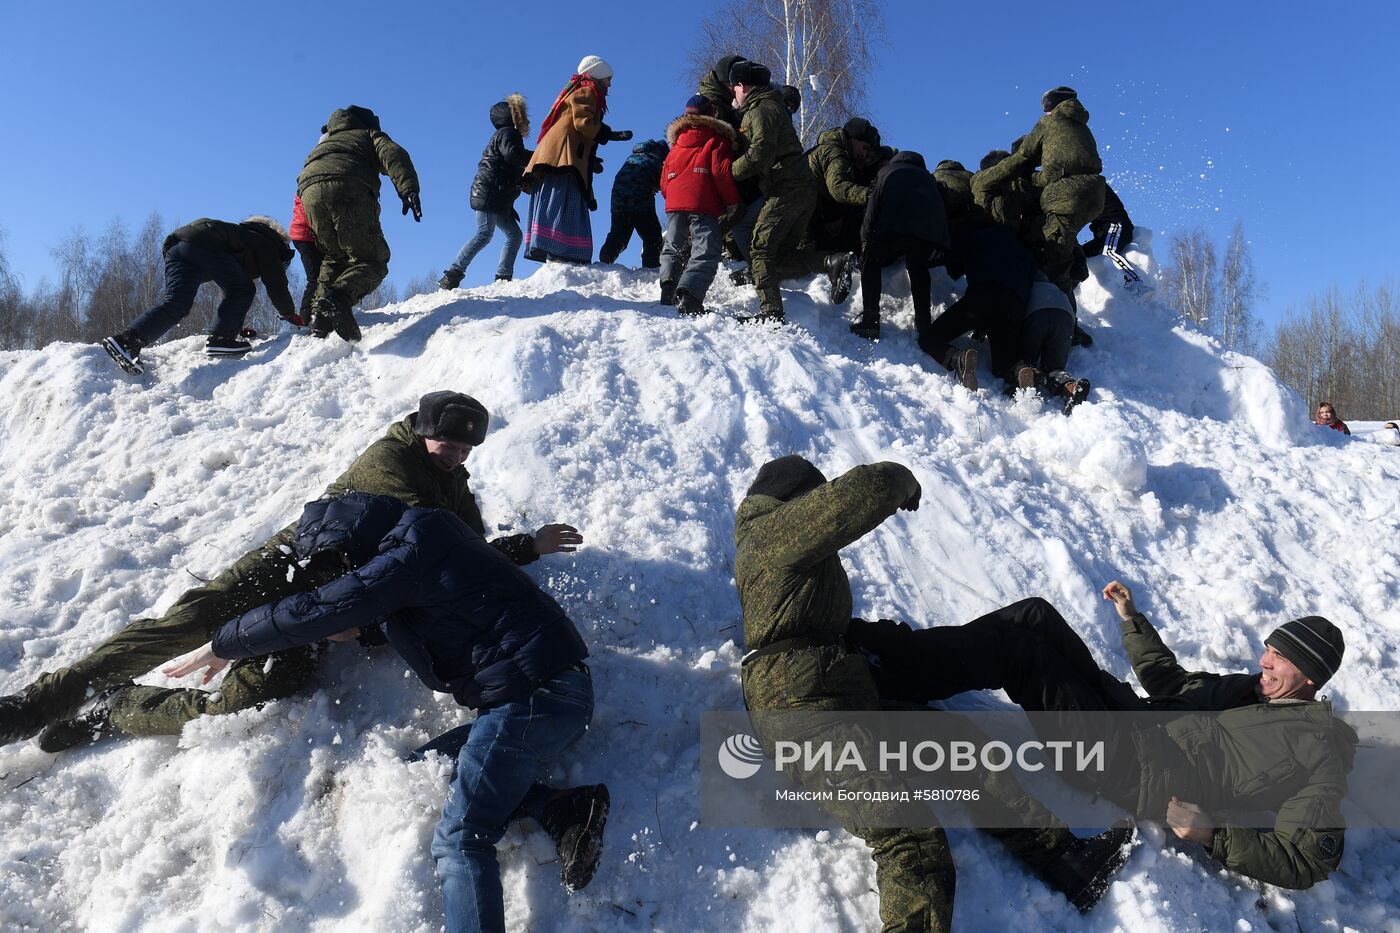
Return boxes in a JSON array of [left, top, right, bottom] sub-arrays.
[[0, 391, 582, 750], [847, 582, 1355, 890], [164, 492, 609, 927]]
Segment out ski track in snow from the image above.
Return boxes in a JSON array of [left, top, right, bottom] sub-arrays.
[[1, 240, 1398, 932]]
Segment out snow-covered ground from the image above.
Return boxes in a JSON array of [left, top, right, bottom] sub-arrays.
[[2, 244, 1398, 932]]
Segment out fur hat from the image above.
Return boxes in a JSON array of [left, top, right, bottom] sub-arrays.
[[842, 117, 880, 148], [685, 94, 714, 116], [1041, 86, 1078, 112], [415, 391, 489, 446], [714, 54, 749, 84], [242, 215, 289, 244], [746, 455, 827, 502], [1266, 616, 1345, 686], [781, 84, 802, 114], [577, 55, 613, 80], [729, 60, 772, 87]]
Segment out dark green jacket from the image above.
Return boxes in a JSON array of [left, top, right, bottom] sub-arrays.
[[323, 414, 537, 565], [698, 72, 741, 132], [732, 85, 812, 196], [973, 98, 1102, 201], [1122, 612, 1356, 889], [165, 218, 295, 319], [808, 128, 870, 209], [297, 106, 420, 201]]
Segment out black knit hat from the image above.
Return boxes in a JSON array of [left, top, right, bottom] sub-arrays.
[[747, 455, 827, 502], [416, 391, 489, 446], [781, 84, 802, 114], [843, 117, 881, 148], [729, 60, 772, 87], [1265, 616, 1345, 686], [714, 54, 749, 84], [1041, 86, 1078, 112]]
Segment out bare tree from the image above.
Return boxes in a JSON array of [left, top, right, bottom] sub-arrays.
[[689, 0, 885, 147], [1164, 226, 1217, 331], [1217, 220, 1262, 354]]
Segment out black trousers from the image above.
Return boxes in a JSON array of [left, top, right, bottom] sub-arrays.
[[294, 239, 324, 322], [917, 281, 1023, 376], [599, 209, 663, 267], [860, 234, 933, 328]]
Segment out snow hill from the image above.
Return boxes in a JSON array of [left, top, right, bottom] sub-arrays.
[[2, 242, 1398, 933]]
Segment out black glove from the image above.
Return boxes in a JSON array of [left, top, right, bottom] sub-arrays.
[[900, 481, 922, 512], [401, 190, 422, 222], [607, 129, 633, 142], [590, 155, 604, 174]]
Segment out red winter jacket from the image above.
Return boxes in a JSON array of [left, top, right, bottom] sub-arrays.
[[289, 194, 315, 243], [661, 113, 740, 217]]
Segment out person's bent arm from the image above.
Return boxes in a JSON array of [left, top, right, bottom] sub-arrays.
[[1104, 580, 1194, 696]]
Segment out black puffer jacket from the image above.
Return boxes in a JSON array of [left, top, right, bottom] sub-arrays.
[[164, 218, 295, 319], [212, 494, 589, 710], [470, 97, 532, 213], [861, 151, 949, 250]]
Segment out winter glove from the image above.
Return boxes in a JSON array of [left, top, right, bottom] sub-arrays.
[[900, 481, 922, 512], [590, 156, 604, 174], [607, 129, 634, 142], [401, 190, 422, 222]]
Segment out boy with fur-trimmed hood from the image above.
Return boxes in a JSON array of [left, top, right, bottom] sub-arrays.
[[440, 94, 532, 288], [598, 138, 670, 268], [658, 96, 740, 317]]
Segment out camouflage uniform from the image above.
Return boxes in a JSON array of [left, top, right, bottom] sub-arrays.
[[15, 415, 535, 738], [297, 106, 419, 310], [732, 85, 819, 319]]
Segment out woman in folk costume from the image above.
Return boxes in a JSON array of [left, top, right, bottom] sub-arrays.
[[523, 55, 630, 263]]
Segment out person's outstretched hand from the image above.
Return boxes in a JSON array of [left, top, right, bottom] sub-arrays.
[[401, 190, 422, 221], [162, 642, 229, 685], [534, 523, 584, 555], [1101, 580, 1138, 619]]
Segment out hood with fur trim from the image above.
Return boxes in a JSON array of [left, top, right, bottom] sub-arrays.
[[665, 113, 737, 146]]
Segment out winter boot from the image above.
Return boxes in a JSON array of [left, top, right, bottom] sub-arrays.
[[530, 784, 611, 892], [101, 331, 145, 375], [494, 274, 512, 283], [943, 347, 979, 391], [438, 267, 465, 290], [1020, 820, 1135, 913], [1071, 322, 1094, 348], [1061, 377, 1091, 415], [659, 280, 678, 306], [736, 311, 785, 326], [36, 686, 129, 753], [729, 264, 752, 287], [205, 334, 254, 357], [849, 314, 881, 340], [676, 287, 709, 317], [1011, 362, 1040, 392], [0, 688, 48, 746], [313, 295, 361, 342], [825, 252, 857, 304]]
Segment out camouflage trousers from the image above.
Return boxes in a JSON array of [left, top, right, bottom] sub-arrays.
[[24, 525, 321, 736], [300, 178, 392, 308], [749, 177, 819, 318], [1036, 174, 1106, 297]]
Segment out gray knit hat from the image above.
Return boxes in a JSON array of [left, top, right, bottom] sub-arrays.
[[1265, 616, 1345, 686]]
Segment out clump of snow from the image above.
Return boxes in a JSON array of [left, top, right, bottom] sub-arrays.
[[1, 244, 1398, 931]]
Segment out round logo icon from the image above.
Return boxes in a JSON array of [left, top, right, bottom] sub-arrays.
[[718, 733, 765, 780]]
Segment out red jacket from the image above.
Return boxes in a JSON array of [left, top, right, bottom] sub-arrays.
[[661, 114, 740, 217], [289, 194, 315, 243]]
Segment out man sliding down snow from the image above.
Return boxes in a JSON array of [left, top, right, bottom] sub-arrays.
[[0, 391, 582, 750], [734, 456, 1133, 932], [846, 582, 1355, 890], [163, 492, 609, 925]]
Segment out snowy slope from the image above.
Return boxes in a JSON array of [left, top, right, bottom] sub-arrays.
[[1, 244, 1398, 933]]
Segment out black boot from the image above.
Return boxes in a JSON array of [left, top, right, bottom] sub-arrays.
[[101, 331, 146, 375], [0, 689, 50, 746], [943, 347, 979, 391], [528, 784, 611, 892], [438, 267, 465, 290], [729, 265, 752, 286], [825, 252, 857, 304], [849, 315, 880, 340], [36, 687, 129, 753], [659, 280, 678, 306], [312, 295, 360, 342], [1019, 821, 1135, 913], [676, 287, 709, 317]]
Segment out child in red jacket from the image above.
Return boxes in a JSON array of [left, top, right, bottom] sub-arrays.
[[659, 96, 740, 316]]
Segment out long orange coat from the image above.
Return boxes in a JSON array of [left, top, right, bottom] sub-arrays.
[[524, 82, 603, 202]]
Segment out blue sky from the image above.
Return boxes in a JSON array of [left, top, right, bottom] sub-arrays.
[[2, 1, 1396, 327]]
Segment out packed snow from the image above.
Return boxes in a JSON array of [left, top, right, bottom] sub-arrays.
[[1, 241, 1398, 932]]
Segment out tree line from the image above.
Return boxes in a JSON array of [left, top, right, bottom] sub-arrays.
[[0, 217, 434, 352]]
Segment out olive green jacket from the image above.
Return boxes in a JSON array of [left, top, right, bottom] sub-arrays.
[[732, 85, 811, 196], [698, 72, 741, 132], [808, 128, 870, 208], [297, 106, 420, 201], [323, 414, 536, 565], [1123, 613, 1356, 889], [972, 98, 1102, 201]]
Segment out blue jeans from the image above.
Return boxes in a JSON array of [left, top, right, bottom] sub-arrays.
[[452, 210, 522, 279], [128, 241, 256, 343], [431, 668, 593, 933]]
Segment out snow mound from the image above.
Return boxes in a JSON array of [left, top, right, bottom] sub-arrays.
[[2, 248, 1398, 932]]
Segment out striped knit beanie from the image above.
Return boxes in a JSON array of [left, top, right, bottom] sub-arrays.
[[1265, 616, 1345, 686]]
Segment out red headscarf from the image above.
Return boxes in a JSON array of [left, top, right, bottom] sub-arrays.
[[537, 74, 609, 142]]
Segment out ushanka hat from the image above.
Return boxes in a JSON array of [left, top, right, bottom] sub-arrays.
[[1265, 616, 1345, 685], [416, 391, 489, 446]]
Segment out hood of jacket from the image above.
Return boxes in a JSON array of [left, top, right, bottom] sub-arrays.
[[325, 105, 381, 134], [935, 159, 968, 173], [1047, 98, 1091, 125], [294, 493, 409, 569], [665, 113, 736, 146], [489, 101, 514, 130], [890, 150, 927, 171]]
